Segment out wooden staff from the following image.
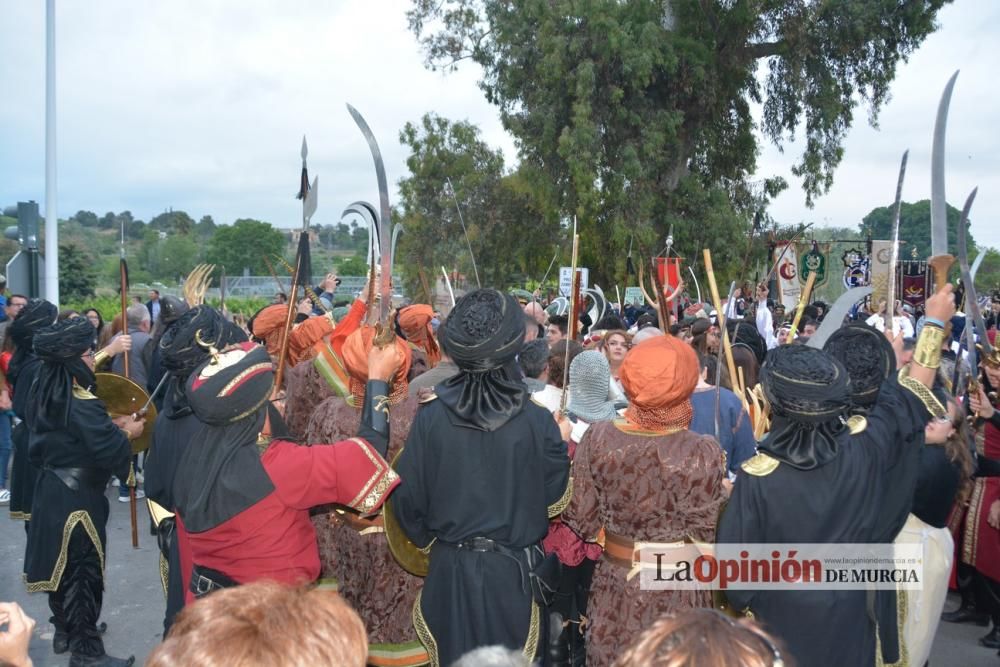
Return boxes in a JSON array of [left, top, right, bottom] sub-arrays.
[[118, 241, 138, 548], [702, 249, 740, 404], [273, 252, 302, 398], [787, 270, 818, 340]]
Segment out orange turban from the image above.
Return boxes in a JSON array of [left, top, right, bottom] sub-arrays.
[[397, 305, 440, 367], [620, 335, 698, 431], [251, 304, 333, 367], [252, 305, 288, 355], [341, 326, 412, 402]]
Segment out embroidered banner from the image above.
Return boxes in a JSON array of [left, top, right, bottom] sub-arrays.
[[774, 242, 800, 311]]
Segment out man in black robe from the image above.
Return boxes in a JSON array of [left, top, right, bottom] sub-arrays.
[[718, 284, 955, 667], [392, 288, 572, 667], [143, 305, 245, 635], [23, 317, 145, 667], [6, 299, 58, 526]]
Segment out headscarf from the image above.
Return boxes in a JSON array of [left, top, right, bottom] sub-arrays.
[[342, 326, 412, 404], [26, 317, 97, 432], [397, 304, 441, 367], [159, 305, 248, 417], [620, 335, 699, 432], [568, 351, 618, 423], [823, 323, 896, 411], [7, 298, 58, 386], [758, 345, 850, 470], [437, 289, 528, 431], [175, 343, 276, 533]]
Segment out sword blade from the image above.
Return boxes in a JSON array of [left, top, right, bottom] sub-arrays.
[[955, 187, 994, 356], [886, 151, 908, 334], [931, 71, 959, 256], [807, 286, 874, 349], [347, 104, 393, 327]]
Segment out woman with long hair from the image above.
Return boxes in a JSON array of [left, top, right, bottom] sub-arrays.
[[598, 330, 630, 404], [84, 309, 107, 350]]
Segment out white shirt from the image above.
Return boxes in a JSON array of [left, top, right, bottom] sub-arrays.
[[531, 384, 563, 414], [865, 313, 914, 338]]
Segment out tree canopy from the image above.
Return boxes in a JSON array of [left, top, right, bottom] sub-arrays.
[[59, 243, 97, 301], [407, 0, 951, 284], [204, 218, 285, 276], [861, 199, 975, 258]]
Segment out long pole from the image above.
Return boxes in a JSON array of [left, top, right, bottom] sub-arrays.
[[44, 0, 59, 305], [445, 177, 481, 288]]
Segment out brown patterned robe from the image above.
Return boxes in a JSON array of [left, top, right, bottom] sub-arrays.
[[563, 421, 728, 667], [305, 394, 424, 652], [284, 359, 335, 439]]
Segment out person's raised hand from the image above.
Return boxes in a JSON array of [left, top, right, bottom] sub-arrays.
[[368, 344, 402, 383], [925, 284, 957, 324]]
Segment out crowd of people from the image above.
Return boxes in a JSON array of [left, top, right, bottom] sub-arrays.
[[1, 265, 999, 667]]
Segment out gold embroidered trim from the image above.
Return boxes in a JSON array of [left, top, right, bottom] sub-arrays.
[[72, 385, 97, 400], [522, 601, 540, 661], [24, 510, 105, 593], [740, 453, 780, 477], [963, 478, 985, 566], [344, 437, 398, 515], [875, 588, 910, 667], [847, 415, 868, 435], [158, 552, 169, 598], [10, 511, 31, 521], [547, 478, 573, 518], [913, 325, 945, 369], [412, 591, 440, 667], [897, 369, 946, 418], [218, 362, 273, 398]]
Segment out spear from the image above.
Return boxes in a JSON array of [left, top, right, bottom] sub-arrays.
[[444, 177, 480, 288]]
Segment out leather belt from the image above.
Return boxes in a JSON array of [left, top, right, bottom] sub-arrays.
[[44, 466, 108, 492], [336, 510, 385, 535], [602, 532, 637, 570], [190, 564, 239, 598]]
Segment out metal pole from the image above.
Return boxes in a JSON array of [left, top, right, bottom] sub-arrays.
[[44, 0, 59, 305]]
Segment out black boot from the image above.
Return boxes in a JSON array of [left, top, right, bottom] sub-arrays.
[[50, 589, 69, 654], [548, 612, 570, 667], [942, 571, 989, 625], [979, 624, 1000, 649]]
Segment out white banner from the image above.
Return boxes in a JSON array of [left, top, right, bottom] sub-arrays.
[[869, 240, 893, 308], [774, 242, 799, 311], [559, 267, 589, 297]]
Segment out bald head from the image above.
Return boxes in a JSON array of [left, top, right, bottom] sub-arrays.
[[523, 301, 546, 326]]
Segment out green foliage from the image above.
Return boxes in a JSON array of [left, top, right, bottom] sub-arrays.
[[59, 243, 98, 301], [861, 200, 975, 258], [150, 210, 195, 235], [205, 219, 285, 275], [406, 0, 950, 283], [396, 112, 563, 292], [337, 255, 369, 276], [975, 248, 1000, 296], [140, 232, 202, 282]]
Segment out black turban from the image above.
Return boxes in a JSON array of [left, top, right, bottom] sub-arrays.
[[758, 345, 850, 470], [436, 289, 528, 431], [7, 299, 58, 385], [159, 305, 248, 418], [823, 323, 896, 411], [175, 342, 275, 533], [27, 317, 98, 432], [160, 306, 246, 377]]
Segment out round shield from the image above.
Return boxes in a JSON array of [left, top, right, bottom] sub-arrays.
[[95, 372, 158, 454], [382, 449, 429, 577]]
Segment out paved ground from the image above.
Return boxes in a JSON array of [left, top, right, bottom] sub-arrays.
[[2, 488, 999, 666]]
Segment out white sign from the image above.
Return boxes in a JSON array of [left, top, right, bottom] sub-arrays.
[[559, 267, 589, 297], [624, 287, 644, 306]]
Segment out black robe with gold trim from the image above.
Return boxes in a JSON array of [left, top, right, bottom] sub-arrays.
[[391, 398, 570, 667], [23, 385, 132, 591], [717, 379, 932, 667], [8, 356, 42, 521]]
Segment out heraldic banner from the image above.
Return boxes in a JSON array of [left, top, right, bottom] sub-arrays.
[[900, 260, 929, 312], [869, 240, 893, 307], [774, 242, 800, 311]]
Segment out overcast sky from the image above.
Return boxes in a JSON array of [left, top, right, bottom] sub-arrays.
[[2, 0, 998, 254]]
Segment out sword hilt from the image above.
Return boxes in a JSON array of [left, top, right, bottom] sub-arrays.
[[928, 254, 955, 292]]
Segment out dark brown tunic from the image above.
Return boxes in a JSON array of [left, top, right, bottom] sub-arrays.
[[305, 394, 423, 651], [284, 359, 334, 439], [563, 420, 728, 667]]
